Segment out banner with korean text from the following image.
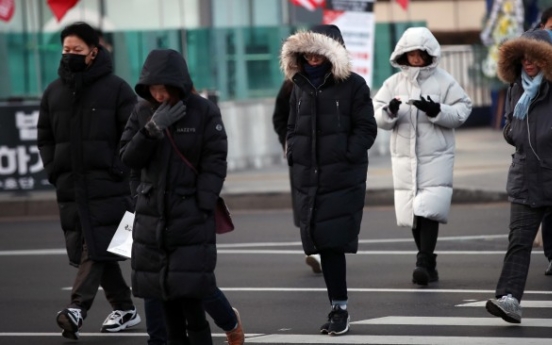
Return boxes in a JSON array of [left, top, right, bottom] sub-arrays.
[[323, 0, 375, 87], [0, 102, 51, 192]]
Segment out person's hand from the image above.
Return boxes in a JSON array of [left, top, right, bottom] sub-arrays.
[[151, 101, 187, 130], [387, 98, 401, 117], [413, 96, 440, 117]]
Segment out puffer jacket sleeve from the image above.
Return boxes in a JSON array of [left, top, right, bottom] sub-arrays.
[[37, 85, 57, 185], [502, 85, 515, 146], [373, 75, 400, 130], [196, 102, 228, 211], [427, 77, 472, 129], [119, 104, 160, 169], [286, 86, 298, 166], [115, 82, 138, 140], [347, 80, 377, 160]]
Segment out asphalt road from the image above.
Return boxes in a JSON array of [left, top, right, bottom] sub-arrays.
[[1, 203, 551, 345]]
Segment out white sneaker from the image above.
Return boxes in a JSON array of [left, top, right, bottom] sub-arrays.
[[306, 254, 322, 274], [100, 307, 141, 332]]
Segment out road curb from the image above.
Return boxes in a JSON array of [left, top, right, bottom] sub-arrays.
[[0, 188, 508, 219]]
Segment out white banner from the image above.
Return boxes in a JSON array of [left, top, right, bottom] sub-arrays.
[[323, 0, 375, 87]]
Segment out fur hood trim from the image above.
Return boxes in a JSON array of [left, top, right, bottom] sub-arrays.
[[498, 30, 552, 83], [280, 30, 351, 81]]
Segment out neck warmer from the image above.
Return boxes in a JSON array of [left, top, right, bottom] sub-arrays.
[[513, 70, 543, 120], [303, 61, 331, 88]]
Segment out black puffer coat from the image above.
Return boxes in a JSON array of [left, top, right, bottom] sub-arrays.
[[499, 29, 552, 207], [37, 46, 137, 266], [280, 25, 377, 255], [120, 49, 227, 300]]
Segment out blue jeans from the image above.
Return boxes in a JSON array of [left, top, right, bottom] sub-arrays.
[[144, 288, 238, 344]]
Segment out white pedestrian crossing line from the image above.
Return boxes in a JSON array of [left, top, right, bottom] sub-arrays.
[[457, 300, 552, 308], [243, 334, 552, 344], [351, 316, 552, 327], [0, 332, 263, 337], [6, 248, 547, 256]]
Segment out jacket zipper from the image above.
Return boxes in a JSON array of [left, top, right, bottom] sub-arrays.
[[336, 100, 341, 128]]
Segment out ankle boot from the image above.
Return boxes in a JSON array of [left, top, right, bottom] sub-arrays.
[[427, 254, 439, 282], [412, 253, 430, 286]]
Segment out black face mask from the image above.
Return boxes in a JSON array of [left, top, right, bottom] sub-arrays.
[[60, 53, 88, 73]]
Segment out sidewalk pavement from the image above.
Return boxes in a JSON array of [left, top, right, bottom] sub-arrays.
[[0, 128, 511, 218]]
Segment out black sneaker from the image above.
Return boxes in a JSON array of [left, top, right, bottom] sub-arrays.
[[100, 307, 141, 332], [327, 306, 350, 335], [56, 308, 83, 340]]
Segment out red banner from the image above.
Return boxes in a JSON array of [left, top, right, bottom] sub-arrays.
[[290, 0, 325, 12], [0, 0, 14, 22], [47, 0, 79, 21], [396, 0, 409, 11]]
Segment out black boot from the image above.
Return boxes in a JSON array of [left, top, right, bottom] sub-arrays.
[[427, 254, 439, 282], [187, 323, 213, 345], [412, 253, 430, 286]]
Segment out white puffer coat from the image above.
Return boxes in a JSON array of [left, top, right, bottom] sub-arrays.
[[373, 27, 472, 228]]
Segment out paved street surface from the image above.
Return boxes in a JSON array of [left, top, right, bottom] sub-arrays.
[[1, 203, 551, 344]]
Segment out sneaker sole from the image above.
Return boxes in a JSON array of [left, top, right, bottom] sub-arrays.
[[61, 330, 79, 340], [101, 314, 142, 333], [56, 313, 79, 333], [329, 324, 350, 335], [306, 256, 322, 274], [485, 300, 521, 324]]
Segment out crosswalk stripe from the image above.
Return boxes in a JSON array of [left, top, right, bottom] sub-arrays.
[[244, 334, 551, 344], [457, 301, 552, 308], [351, 316, 551, 327], [0, 332, 263, 337]]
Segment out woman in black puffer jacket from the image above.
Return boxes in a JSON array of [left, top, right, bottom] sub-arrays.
[[120, 49, 229, 345], [280, 24, 377, 335]]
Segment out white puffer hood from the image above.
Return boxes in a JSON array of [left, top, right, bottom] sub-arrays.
[[390, 27, 441, 69], [280, 24, 351, 81]]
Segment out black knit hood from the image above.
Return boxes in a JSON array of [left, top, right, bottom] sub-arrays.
[[135, 49, 193, 101]]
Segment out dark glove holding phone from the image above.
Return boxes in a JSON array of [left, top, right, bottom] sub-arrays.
[[387, 98, 402, 118], [413, 95, 440, 117]]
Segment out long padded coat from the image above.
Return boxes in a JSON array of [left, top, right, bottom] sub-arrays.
[[373, 27, 472, 228], [37, 47, 137, 266], [499, 30, 552, 207], [280, 25, 377, 255], [119, 49, 227, 300]]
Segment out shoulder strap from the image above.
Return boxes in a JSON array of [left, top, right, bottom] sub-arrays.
[[165, 129, 198, 175]]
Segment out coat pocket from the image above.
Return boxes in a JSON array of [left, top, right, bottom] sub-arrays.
[[506, 155, 527, 200], [136, 183, 154, 211]]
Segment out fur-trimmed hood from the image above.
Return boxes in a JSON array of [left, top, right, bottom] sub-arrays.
[[498, 29, 552, 83], [280, 24, 351, 81], [390, 27, 440, 69]]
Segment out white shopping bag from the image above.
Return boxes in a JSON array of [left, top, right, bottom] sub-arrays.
[[107, 211, 135, 259]]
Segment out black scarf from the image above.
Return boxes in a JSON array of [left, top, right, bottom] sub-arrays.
[[303, 61, 331, 88]]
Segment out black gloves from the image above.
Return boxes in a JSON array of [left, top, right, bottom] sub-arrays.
[[145, 101, 187, 138], [413, 96, 440, 117], [387, 98, 401, 117]]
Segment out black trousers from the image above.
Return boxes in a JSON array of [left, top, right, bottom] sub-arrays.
[[540, 210, 552, 260], [162, 298, 212, 345], [320, 250, 347, 304], [495, 203, 551, 301], [412, 216, 439, 257], [70, 243, 133, 318]]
